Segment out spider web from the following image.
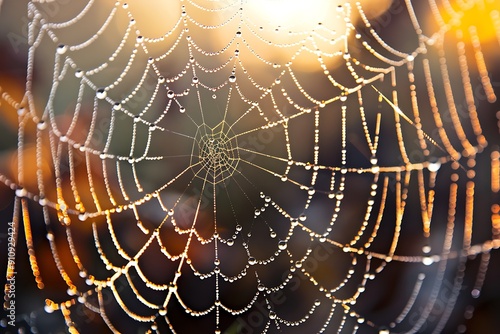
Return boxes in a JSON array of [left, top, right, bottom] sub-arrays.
[[1, 0, 500, 333]]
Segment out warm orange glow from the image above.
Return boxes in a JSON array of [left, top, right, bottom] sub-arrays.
[[458, 6, 500, 43], [492, 150, 499, 193], [239, 0, 392, 70], [246, 0, 335, 30], [122, 0, 181, 37], [109, 0, 394, 80]]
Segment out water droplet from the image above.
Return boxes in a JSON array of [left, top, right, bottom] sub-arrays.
[[308, 187, 315, 195], [428, 161, 441, 172], [299, 214, 307, 221], [192, 76, 199, 84], [37, 120, 47, 130], [180, 106, 186, 113], [257, 284, 265, 291], [236, 225, 242, 232], [335, 191, 344, 200], [167, 90, 175, 99], [229, 75, 236, 83], [37, 196, 47, 206], [379, 327, 390, 334], [314, 299, 321, 306], [15, 188, 27, 197], [159, 309, 167, 316], [281, 175, 288, 182], [75, 69, 83, 78], [278, 240, 287, 250], [96, 88, 107, 99], [227, 239, 234, 246], [136, 35, 144, 43], [248, 257, 257, 265], [212, 94, 217, 99], [269, 311, 276, 320], [422, 245, 431, 253], [236, 31, 242, 37], [56, 44, 67, 54], [422, 256, 434, 266]]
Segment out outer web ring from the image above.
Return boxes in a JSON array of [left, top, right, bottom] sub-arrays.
[[0, 1, 499, 333]]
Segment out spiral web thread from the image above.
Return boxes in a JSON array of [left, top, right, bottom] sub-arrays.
[[1, 0, 500, 333]]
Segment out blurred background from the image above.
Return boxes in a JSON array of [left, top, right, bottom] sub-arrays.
[[1, 0, 500, 333]]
